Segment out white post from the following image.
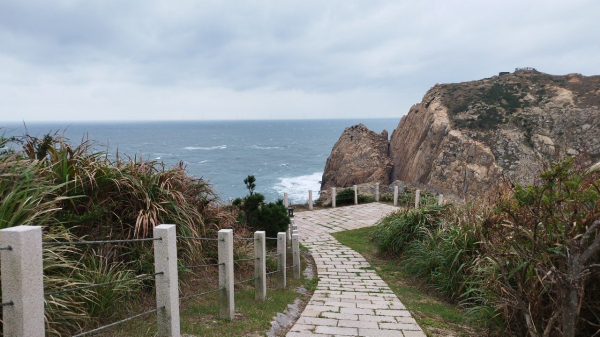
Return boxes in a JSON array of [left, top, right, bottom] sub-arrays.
[[292, 232, 300, 279], [331, 187, 336, 208], [277, 232, 286, 289], [375, 183, 379, 202], [438, 194, 444, 206], [353, 185, 358, 205], [308, 190, 313, 211], [415, 189, 421, 208], [154, 224, 180, 337], [254, 231, 266, 301], [228, 197, 233, 206], [284, 193, 288, 208], [218, 229, 234, 320], [393, 186, 399, 206], [0, 226, 44, 337]]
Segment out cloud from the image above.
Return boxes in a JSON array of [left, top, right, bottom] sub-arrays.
[[1, 0, 599, 121]]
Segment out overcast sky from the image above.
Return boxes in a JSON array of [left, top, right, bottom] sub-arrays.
[[1, 0, 599, 122]]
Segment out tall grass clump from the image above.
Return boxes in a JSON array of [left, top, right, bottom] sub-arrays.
[[0, 132, 241, 335], [371, 158, 600, 336]]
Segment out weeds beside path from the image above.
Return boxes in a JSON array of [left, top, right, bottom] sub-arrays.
[[332, 226, 483, 337]]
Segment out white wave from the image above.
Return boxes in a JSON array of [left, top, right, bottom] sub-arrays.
[[273, 172, 322, 204], [154, 156, 161, 160], [198, 160, 209, 164], [184, 145, 227, 150], [249, 145, 283, 150]]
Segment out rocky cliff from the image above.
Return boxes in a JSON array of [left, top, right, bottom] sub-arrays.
[[322, 70, 600, 200], [320, 124, 392, 190]]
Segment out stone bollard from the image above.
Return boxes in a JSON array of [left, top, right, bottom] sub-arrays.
[[228, 197, 233, 206], [375, 183, 379, 202], [331, 187, 336, 208], [154, 224, 180, 337], [284, 193, 288, 208], [415, 189, 421, 208], [277, 232, 287, 289], [0, 226, 44, 337], [438, 194, 444, 206], [218, 229, 234, 320], [393, 186, 398, 206], [308, 190, 313, 211], [353, 185, 358, 205], [254, 231, 266, 301], [292, 232, 300, 279]]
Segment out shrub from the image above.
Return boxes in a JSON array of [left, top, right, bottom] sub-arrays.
[[335, 188, 374, 206]]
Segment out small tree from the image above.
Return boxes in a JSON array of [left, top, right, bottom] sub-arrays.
[[244, 175, 256, 196]]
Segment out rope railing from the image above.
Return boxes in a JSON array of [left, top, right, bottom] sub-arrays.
[[42, 237, 161, 247], [0, 301, 14, 307], [180, 287, 222, 301], [265, 237, 278, 240], [266, 253, 280, 258], [265, 270, 278, 276], [234, 277, 257, 286], [180, 262, 223, 270], [233, 237, 256, 241], [234, 257, 259, 262], [45, 272, 163, 297], [72, 307, 161, 337], [0, 246, 12, 251], [177, 236, 223, 242]]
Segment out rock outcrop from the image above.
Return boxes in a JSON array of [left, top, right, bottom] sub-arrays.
[[320, 124, 392, 191], [322, 70, 600, 201]]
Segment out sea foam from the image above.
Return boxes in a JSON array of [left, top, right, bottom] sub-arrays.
[[273, 172, 322, 204], [184, 145, 226, 150]]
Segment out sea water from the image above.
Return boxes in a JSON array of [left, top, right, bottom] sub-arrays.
[[2, 119, 398, 203]]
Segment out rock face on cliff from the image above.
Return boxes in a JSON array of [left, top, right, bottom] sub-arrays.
[[320, 124, 392, 190], [322, 70, 600, 200]]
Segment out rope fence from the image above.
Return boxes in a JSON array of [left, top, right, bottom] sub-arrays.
[[42, 237, 161, 246], [72, 307, 161, 337], [0, 224, 302, 335]]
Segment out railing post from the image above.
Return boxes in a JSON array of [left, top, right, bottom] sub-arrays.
[[415, 189, 421, 208], [284, 193, 288, 208], [308, 190, 313, 211], [277, 232, 286, 289], [154, 224, 180, 337], [438, 194, 444, 206], [254, 231, 266, 301], [393, 186, 399, 206], [292, 232, 300, 279], [353, 185, 358, 205], [375, 183, 379, 202], [331, 187, 336, 208], [219, 229, 234, 320], [0, 226, 44, 337]]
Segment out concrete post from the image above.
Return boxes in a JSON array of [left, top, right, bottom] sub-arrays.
[[218, 229, 234, 320], [415, 189, 421, 209], [375, 183, 379, 202], [292, 233, 301, 279], [438, 194, 444, 206], [154, 224, 180, 337], [331, 188, 336, 208], [254, 231, 266, 301], [228, 197, 233, 206], [284, 193, 288, 208], [277, 232, 286, 289], [393, 186, 399, 206], [308, 190, 313, 211], [353, 185, 358, 205], [1, 226, 44, 337]]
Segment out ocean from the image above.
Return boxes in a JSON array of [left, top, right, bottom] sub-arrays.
[[2, 119, 398, 203]]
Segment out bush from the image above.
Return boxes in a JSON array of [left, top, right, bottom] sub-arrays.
[[335, 188, 374, 206], [233, 176, 290, 238]]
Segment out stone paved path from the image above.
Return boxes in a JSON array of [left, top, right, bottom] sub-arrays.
[[287, 203, 426, 337]]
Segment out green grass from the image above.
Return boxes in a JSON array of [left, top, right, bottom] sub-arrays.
[[105, 254, 313, 336], [332, 226, 482, 337]]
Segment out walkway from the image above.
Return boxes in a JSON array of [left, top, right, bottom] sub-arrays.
[[288, 203, 425, 337]]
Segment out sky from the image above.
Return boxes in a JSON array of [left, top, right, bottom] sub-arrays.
[[0, 0, 599, 122]]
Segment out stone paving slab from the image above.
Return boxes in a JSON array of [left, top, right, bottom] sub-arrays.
[[288, 203, 425, 337]]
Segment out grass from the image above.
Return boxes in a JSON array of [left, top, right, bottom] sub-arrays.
[[102, 252, 314, 336], [332, 226, 483, 337]]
